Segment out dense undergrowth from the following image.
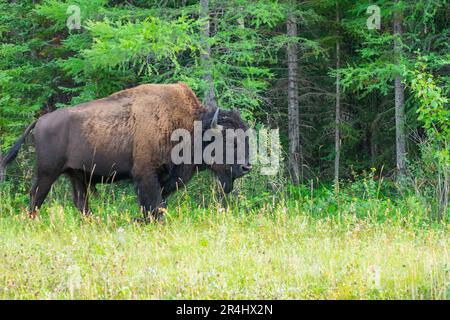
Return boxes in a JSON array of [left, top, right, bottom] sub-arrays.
[[0, 169, 448, 299]]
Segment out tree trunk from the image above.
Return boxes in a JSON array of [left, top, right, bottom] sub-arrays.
[[334, 2, 341, 192], [439, 161, 449, 220], [370, 93, 379, 167], [286, 12, 301, 184], [394, 3, 407, 178], [0, 149, 4, 182], [200, 0, 217, 109]]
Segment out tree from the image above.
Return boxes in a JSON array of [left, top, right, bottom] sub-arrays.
[[334, 1, 341, 191], [393, 0, 407, 178], [0, 149, 4, 182], [286, 11, 301, 184], [0, 0, 448, 192], [200, 0, 217, 109]]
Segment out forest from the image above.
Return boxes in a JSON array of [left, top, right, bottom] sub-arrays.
[[0, 0, 448, 299]]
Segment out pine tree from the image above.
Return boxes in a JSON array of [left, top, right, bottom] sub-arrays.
[[200, 0, 217, 109], [286, 10, 301, 184], [393, 0, 407, 178], [334, 0, 341, 191]]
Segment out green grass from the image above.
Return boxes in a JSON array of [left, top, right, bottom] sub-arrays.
[[0, 173, 448, 299]]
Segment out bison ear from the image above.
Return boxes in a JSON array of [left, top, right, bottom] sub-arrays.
[[210, 108, 223, 131]]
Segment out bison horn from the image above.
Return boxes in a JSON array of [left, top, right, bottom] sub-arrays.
[[211, 108, 220, 129]]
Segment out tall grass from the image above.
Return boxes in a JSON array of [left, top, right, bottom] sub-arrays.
[[0, 169, 448, 299]]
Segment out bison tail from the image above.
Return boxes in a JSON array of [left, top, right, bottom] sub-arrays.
[[0, 120, 38, 180]]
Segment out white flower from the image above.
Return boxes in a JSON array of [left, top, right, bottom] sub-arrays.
[[147, 267, 157, 276]]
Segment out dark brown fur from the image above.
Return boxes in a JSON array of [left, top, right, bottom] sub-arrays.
[[2, 83, 251, 221]]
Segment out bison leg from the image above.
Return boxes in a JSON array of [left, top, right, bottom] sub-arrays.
[[134, 173, 164, 222], [29, 173, 59, 217], [67, 172, 91, 215], [89, 183, 99, 197]]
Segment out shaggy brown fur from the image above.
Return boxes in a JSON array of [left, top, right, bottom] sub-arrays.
[[1, 82, 251, 222]]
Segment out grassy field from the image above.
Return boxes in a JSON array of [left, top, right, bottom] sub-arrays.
[[0, 173, 448, 299]]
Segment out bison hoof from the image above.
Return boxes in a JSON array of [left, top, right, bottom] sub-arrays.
[[28, 211, 38, 219], [133, 217, 150, 224], [81, 213, 99, 223], [81, 210, 93, 217], [154, 214, 165, 224], [134, 213, 166, 225]]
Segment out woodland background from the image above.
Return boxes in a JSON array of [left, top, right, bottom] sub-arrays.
[[0, 0, 448, 299], [0, 1, 448, 207]]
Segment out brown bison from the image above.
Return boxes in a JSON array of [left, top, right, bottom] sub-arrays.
[[1, 83, 252, 221]]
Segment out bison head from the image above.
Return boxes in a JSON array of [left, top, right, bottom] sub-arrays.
[[202, 108, 252, 193]]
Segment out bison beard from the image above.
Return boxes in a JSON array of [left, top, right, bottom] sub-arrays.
[[1, 83, 251, 222]]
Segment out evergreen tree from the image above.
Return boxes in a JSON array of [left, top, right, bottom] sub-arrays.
[[0, 0, 448, 188]]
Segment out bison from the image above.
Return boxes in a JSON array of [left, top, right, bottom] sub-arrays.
[[1, 83, 252, 221]]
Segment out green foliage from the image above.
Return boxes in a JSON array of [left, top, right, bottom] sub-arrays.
[[411, 68, 449, 145], [0, 0, 448, 190], [0, 0, 449, 301], [0, 1, 54, 146], [0, 171, 448, 299], [406, 140, 449, 218], [409, 65, 449, 218], [35, 0, 109, 31], [84, 17, 199, 72]]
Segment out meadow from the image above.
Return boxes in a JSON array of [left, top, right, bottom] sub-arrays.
[[0, 0, 448, 302], [0, 171, 448, 299]]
